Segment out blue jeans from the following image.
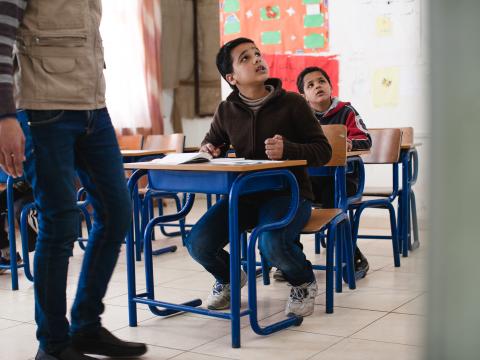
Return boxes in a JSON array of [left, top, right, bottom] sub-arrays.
[[19, 109, 132, 353], [186, 194, 314, 286]]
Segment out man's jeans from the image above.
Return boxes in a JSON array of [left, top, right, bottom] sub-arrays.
[[186, 194, 315, 287], [19, 109, 132, 353]]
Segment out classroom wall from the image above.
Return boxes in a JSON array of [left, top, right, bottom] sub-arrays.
[[178, 0, 430, 225]]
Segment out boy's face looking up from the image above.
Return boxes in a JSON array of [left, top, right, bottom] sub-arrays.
[[302, 71, 332, 112], [225, 42, 269, 89]]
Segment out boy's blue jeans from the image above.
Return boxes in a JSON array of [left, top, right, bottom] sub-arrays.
[[19, 109, 132, 354], [186, 194, 315, 287]]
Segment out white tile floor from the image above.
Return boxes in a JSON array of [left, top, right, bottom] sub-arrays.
[[0, 199, 427, 360]]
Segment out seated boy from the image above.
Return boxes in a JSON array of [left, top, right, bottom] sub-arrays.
[[186, 37, 332, 317], [296, 66, 372, 278]]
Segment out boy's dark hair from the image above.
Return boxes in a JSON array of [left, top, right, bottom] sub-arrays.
[[216, 37, 255, 89], [296, 66, 332, 94]]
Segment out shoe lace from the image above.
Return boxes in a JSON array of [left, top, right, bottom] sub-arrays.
[[212, 281, 226, 295], [289, 285, 308, 302]]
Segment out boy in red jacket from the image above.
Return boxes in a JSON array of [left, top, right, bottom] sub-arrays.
[[297, 66, 371, 279]]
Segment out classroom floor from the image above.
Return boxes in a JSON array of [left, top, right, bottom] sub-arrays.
[[0, 198, 427, 360]]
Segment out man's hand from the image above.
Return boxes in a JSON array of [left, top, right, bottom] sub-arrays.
[[199, 143, 222, 158], [265, 134, 284, 160], [0, 117, 25, 177]]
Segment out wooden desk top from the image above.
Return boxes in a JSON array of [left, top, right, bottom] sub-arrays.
[[401, 142, 422, 149], [121, 149, 175, 157], [348, 150, 371, 157], [123, 159, 307, 172]]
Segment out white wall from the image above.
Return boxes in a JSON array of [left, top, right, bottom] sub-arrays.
[[179, 0, 430, 224]]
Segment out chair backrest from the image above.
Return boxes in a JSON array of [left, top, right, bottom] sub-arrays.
[[143, 133, 185, 153], [400, 127, 414, 147], [361, 128, 402, 164], [321, 125, 347, 166], [117, 134, 143, 150]]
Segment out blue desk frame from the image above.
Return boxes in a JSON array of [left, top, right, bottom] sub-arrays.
[[125, 164, 305, 348], [398, 147, 419, 256], [0, 173, 34, 290]]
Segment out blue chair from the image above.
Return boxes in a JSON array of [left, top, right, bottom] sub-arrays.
[[256, 125, 357, 313], [362, 127, 420, 255], [348, 128, 402, 267], [304, 125, 357, 310], [0, 173, 34, 290]]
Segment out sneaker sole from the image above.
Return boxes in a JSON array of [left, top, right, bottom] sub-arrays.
[[286, 309, 314, 318], [355, 264, 370, 280], [207, 303, 230, 310]]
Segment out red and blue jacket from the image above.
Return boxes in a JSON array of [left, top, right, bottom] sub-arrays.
[[314, 98, 371, 151]]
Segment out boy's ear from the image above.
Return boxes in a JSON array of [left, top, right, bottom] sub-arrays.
[[225, 73, 236, 86]]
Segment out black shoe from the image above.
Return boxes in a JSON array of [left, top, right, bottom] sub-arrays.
[[0, 252, 22, 275], [35, 347, 97, 360], [354, 247, 370, 279], [72, 326, 147, 357]]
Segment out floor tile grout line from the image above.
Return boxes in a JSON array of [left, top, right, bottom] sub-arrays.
[[389, 291, 427, 314], [304, 335, 347, 360]]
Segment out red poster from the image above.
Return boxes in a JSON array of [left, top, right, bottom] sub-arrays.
[[263, 54, 339, 94], [220, 0, 329, 54]]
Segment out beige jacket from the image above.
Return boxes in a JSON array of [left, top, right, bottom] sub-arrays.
[[14, 0, 106, 110]]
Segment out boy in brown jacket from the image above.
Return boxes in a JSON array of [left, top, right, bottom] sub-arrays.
[[186, 37, 332, 317]]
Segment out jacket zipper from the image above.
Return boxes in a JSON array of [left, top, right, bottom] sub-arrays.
[[33, 35, 87, 47]]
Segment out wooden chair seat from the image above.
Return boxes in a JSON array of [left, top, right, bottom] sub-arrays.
[[302, 208, 343, 233]]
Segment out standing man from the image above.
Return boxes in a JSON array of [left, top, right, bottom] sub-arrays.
[[0, 1, 147, 359]]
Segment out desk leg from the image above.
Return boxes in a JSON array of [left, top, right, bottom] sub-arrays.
[[401, 152, 410, 257], [133, 184, 143, 261], [126, 221, 138, 326], [410, 190, 420, 250], [6, 177, 19, 290], [229, 198, 241, 348]]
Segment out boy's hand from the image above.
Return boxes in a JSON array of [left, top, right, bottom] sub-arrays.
[[347, 139, 353, 151], [0, 117, 25, 178], [265, 134, 284, 160], [200, 143, 222, 158]]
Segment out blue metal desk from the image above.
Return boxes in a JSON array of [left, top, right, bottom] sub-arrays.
[[124, 160, 306, 348], [121, 149, 177, 260]]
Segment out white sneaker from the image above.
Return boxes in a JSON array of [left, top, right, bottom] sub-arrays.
[[206, 271, 247, 310], [285, 280, 317, 317]]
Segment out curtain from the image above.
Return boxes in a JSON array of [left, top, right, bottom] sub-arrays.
[[100, 0, 152, 133], [140, 0, 164, 134]]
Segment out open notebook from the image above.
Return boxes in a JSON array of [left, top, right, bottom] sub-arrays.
[[149, 153, 281, 165], [150, 152, 212, 164]]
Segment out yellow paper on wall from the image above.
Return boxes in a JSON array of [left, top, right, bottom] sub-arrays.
[[372, 67, 400, 107], [376, 15, 392, 36]]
